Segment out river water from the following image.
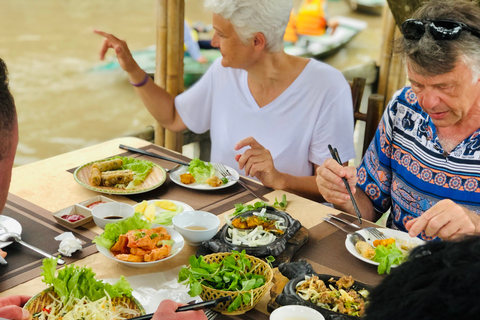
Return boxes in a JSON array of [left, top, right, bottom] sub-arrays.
[[1, 0, 382, 166]]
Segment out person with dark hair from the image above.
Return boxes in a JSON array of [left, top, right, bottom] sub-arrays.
[[365, 236, 480, 320], [316, 0, 480, 241]]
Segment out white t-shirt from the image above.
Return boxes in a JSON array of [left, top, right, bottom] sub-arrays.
[[175, 58, 355, 177]]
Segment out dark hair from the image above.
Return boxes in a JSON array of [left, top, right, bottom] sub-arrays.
[[0, 58, 17, 160], [395, 0, 480, 77], [365, 236, 480, 320]]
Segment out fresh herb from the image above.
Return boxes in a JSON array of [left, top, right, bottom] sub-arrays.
[[265, 256, 275, 268], [232, 194, 288, 216], [373, 243, 404, 274], [178, 250, 266, 312], [150, 233, 158, 239]]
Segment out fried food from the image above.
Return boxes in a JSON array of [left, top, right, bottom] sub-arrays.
[[110, 227, 172, 263], [206, 175, 222, 187], [90, 166, 102, 186], [101, 169, 134, 187], [92, 159, 123, 172], [232, 216, 284, 234], [355, 241, 376, 259], [180, 173, 196, 184]]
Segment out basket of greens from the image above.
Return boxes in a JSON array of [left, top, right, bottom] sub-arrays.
[[178, 250, 273, 315]]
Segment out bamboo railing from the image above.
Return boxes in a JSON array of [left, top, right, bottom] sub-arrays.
[[376, 4, 407, 108], [154, 0, 185, 152]]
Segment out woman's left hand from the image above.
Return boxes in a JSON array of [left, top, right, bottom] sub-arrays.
[[234, 136, 285, 189]]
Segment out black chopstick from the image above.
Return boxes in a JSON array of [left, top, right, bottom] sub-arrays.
[[328, 144, 362, 225], [130, 297, 231, 320], [119, 144, 190, 166]]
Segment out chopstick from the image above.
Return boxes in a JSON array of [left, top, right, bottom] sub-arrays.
[[119, 144, 190, 166], [327, 144, 362, 225], [129, 297, 231, 320]]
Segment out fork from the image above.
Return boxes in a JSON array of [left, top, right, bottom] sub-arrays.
[[322, 217, 367, 245], [214, 163, 268, 202], [364, 227, 387, 239], [204, 309, 218, 320]]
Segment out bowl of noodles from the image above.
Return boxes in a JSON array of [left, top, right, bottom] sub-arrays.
[[24, 287, 145, 319]]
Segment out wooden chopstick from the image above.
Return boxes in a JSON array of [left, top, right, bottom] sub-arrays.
[[327, 145, 362, 225]]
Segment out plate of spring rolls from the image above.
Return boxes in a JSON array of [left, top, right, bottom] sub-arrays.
[[74, 156, 167, 195], [344, 228, 424, 267]]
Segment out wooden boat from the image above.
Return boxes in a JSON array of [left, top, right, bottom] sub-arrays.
[[93, 16, 366, 87], [344, 0, 385, 15]]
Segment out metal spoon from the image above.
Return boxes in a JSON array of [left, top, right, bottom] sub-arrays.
[[0, 232, 65, 265]]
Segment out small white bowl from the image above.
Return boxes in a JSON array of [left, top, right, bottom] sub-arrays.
[[92, 202, 135, 229], [172, 211, 220, 246], [269, 305, 325, 320]]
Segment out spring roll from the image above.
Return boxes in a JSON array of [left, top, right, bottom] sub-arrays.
[[90, 166, 102, 186], [92, 159, 123, 172], [101, 170, 134, 187], [355, 241, 376, 260]]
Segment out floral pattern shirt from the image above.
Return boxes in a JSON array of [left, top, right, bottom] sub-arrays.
[[357, 86, 480, 241]]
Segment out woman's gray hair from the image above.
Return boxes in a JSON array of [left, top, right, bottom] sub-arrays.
[[395, 0, 480, 82], [204, 0, 292, 52]]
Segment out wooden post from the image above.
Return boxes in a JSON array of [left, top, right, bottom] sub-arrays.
[[155, 0, 185, 152]]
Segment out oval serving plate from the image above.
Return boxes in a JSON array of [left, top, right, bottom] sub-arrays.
[[201, 207, 302, 258], [24, 287, 145, 319], [74, 158, 166, 195], [96, 225, 185, 268]]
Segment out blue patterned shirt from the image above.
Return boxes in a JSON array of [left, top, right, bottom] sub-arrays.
[[357, 86, 480, 241]]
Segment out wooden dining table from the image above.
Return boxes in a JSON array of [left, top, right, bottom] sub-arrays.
[[2, 137, 386, 319]]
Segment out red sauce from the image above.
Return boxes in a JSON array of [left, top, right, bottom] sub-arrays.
[[86, 201, 105, 209], [61, 214, 85, 222]]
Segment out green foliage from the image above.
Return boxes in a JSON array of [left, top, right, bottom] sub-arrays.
[[41, 257, 133, 304], [232, 194, 288, 216], [178, 250, 267, 312], [188, 158, 214, 183]]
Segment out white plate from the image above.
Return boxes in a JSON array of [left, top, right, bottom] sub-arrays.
[[0, 216, 22, 248], [96, 225, 184, 268], [169, 164, 239, 190], [134, 199, 194, 226], [345, 228, 425, 267]]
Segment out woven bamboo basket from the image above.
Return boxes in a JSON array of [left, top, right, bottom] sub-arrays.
[[199, 252, 273, 315], [23, 287, 145, 319]]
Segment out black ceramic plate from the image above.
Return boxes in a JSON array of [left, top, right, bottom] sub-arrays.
[[200, 207, 302, 257], [275, 260, 371, 320]]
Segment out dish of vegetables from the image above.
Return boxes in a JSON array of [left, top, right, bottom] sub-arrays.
[[169, 158, 239, 190], [345, 228, 424, 274]]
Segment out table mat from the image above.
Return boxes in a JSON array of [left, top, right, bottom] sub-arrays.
[[292, 213, 385, 287], [68, 144, 273, 215], [0, 194, 99, 292]]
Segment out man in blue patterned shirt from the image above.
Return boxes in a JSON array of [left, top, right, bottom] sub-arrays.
[[316, 0, 480, 241]]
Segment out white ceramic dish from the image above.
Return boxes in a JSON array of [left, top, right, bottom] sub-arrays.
[[92, 202, 135, 229], [52, 204, 93, 229], [172, 211, 220, 246], [96, 225, 184, 268], [0, 216, 22, 248], [269, 305, 325, 320], [169, 164, 239, 190], [345, 228, 425, 267], [133, 199, 194, 226]]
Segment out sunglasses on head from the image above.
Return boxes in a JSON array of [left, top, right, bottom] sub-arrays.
[[401, 19, 480, 41]]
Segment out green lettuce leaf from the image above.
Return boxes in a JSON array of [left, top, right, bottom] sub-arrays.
[[188, 158, 214, 183], [111, 156, 154, 186], [373, 243, 404, 274], [93, 212, 151, 249], [41, 258, 133, 303]]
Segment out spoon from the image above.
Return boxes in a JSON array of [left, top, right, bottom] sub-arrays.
[[0, 232, 65, 265]]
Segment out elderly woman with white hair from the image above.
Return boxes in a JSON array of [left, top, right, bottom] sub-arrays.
[[95, 0, 355, 201]]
